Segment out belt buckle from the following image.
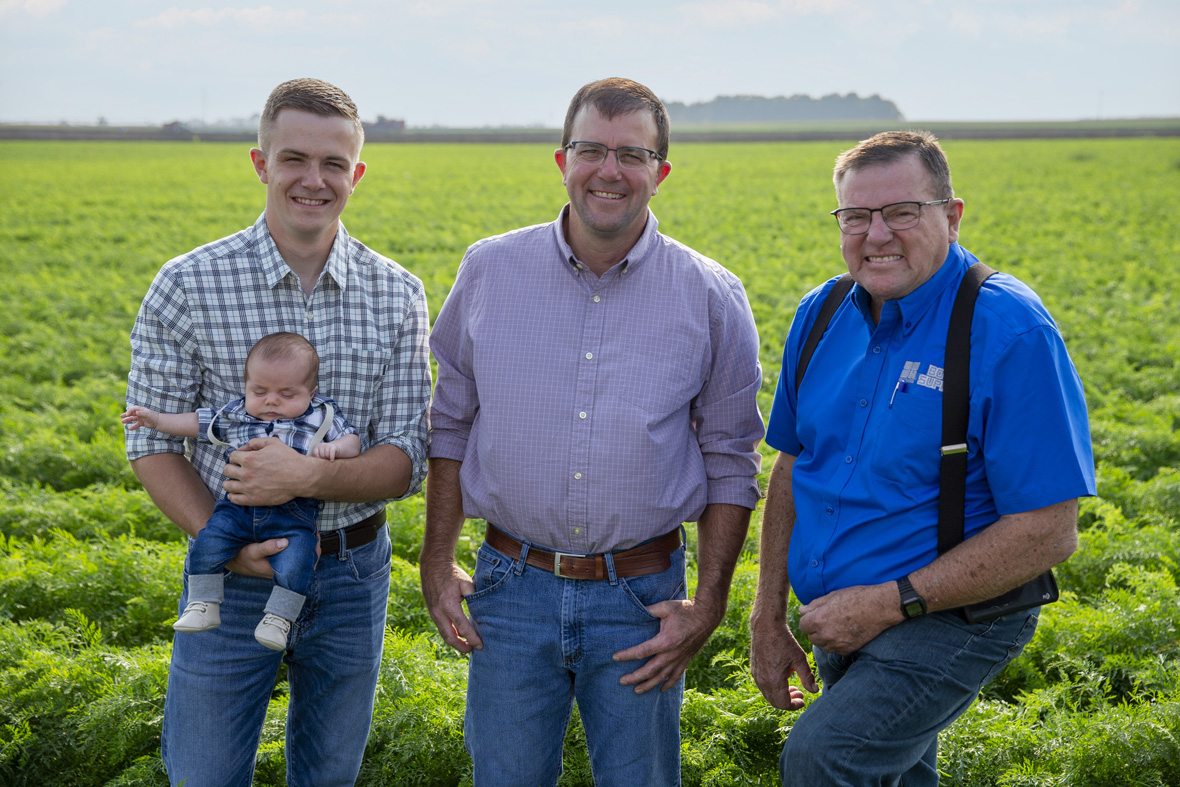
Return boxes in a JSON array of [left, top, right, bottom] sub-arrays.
[[552, 551, 585, 579]]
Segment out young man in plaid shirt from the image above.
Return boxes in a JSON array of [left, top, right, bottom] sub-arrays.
[[126, 78, 430, 787]]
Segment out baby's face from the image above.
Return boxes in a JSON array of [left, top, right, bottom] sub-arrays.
[[243, 357, 315, 421]]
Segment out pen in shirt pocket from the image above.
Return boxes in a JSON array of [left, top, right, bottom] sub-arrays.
[[889, 380, 907, 408]]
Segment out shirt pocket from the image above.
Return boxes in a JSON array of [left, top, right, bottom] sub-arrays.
[[320, 341, 390, 425], [617, 327, 706, 414], [868, 385, 942, 489]]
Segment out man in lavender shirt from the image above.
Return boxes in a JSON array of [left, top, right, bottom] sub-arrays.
[[421, 77, 764, 785]]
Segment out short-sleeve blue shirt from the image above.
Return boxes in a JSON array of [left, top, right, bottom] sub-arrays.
[[765, 243, 1096, 605]]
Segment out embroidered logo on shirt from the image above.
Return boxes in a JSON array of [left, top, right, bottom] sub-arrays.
[[896, 361, 944, 392], [899, 361, 921, 384], [918, 364, 944, 392]]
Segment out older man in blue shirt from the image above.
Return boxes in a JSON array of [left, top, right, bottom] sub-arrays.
[[422, 77, 764, 786], [750, 130, 1096, 786]]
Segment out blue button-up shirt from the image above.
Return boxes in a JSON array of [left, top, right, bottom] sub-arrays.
[[766, 244, 1095, 604], [430, 207, 765, 553]]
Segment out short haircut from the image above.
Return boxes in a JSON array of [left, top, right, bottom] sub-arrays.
[[257, 78, 364, 154], [833, 130, 954, 199], [245, 332, 319, 390], [561, 78, 670, 161]]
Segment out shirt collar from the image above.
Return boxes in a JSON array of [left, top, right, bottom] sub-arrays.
[[850, 243, 968, 334], [250, 212, 351, 291], [551, 205, 660, 277]]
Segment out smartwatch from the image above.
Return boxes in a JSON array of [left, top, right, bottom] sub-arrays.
[[897, 576, 927, 619]]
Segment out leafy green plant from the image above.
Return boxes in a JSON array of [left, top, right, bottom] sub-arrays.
[[0, 531, 183, 647], [3, 137, 1180, 784]]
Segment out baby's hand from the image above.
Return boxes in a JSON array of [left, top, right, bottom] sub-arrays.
[[121, 406, 158, 430], [312, 443, 338, 461]]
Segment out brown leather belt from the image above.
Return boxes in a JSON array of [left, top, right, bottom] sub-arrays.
[[320, 510, 386, 554], [484, 524, 679, 580]]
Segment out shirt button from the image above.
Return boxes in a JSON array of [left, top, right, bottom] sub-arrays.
[[579, 411, 587, 419], [574, 472, 583, 480], [825, 506, 834, 515], [873, 346, 882, 354], [859, 399, 868, 407], [593, 295, 601, 303], [573, 528, 581, 535], [845, 455, 853, 463], [810, 559, 819, 567], [585, 352, 593, 360]]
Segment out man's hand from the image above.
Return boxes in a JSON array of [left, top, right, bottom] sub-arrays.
[[223, 437, 307, 506], [749, 615, 818, 710], [224, 538, 288, 579], [612, 597, 724, 694], [420, 560, 482, 653], [797, 583, 901, 656]]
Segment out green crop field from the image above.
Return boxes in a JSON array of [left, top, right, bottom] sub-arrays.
[[2, 137, 1179, 786]]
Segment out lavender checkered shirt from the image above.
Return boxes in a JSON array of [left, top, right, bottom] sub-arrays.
[[127, 213, 431, 530], [430, 207, 764, 553]]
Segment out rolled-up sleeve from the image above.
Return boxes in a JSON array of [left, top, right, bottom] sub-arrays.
[[428, 252, 477, 462], [692, 276, 765, 510], [373, 280, 432, 500], [126, 265, 200, 461]]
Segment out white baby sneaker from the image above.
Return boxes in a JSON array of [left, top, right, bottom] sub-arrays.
[[254, 613, 292, 651], [173, 601, 221, 633]]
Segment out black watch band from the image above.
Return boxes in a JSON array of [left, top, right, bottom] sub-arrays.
[[897, 576, 927, 619]]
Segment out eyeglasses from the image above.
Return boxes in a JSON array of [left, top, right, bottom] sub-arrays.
[[830, 200, 951, 235], [566, 141, 662, 169]]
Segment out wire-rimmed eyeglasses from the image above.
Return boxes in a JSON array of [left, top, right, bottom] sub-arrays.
[[566, 141, 662, 169], [831, 199, 951, 235]]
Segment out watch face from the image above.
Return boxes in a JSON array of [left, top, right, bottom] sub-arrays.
[[903, 599, 925, 618]]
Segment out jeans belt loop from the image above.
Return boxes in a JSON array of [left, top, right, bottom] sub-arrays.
[[515, 542, 530, 576], [604, 551, 619, 586]]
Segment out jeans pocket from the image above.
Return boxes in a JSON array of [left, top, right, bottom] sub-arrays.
[[463, 544, 515, 605], [617, 548, 687, 620], [346, 528, 392, 581]]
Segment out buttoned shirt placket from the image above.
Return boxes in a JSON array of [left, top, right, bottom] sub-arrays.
[[563, 256, 629, 555]]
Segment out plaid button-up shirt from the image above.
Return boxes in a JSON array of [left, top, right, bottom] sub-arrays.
[[197, 394, 355, 461], [127, 213, 430, 530]]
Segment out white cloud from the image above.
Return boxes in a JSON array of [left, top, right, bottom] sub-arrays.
[[0, 0, 66, 18], [138, 5, 312, 29], [678, 1, 779, 27], [949, 9, 984, 36]]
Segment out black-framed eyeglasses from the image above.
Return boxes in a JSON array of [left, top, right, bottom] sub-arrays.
[[566, 141, 662, 169], [830, 200, 951, 235]]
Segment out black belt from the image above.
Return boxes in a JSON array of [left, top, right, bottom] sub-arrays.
[[320, 510, 385, 554], [484, 524, 679, 580]]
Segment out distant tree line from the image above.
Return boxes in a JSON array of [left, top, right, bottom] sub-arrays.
[[664, 93, 904, 124]]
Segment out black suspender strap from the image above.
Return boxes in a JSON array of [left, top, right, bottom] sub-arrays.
[[795, 274, 854, 394], [792, 261, 1057, 622], [937, 262, 996, 555]]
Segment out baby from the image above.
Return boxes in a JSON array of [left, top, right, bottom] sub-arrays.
[[122, 332, 360, 650]]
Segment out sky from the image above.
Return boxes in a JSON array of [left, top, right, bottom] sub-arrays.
[[2, 0, 1178, 128]]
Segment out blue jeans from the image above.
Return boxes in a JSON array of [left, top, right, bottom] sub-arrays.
[[463, 531, 688, 787], [188, 496, 321, 597], [780, 609, 1039, 787], [161, 523, 392, 787]]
